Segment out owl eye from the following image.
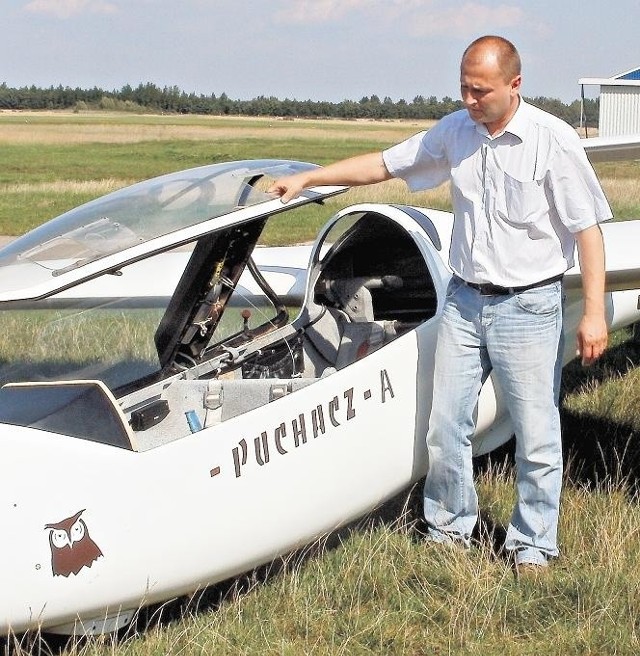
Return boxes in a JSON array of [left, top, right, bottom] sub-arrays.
[[69, 519, 86, 543], [51, 530, 69, 548]]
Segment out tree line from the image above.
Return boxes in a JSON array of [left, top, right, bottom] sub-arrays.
[[0, 82, 599, 127]]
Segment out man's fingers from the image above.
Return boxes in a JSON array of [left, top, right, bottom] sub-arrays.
[[267, 182, 284, 196], [576, 333, 607, 366], [267, 181, 300, 204]]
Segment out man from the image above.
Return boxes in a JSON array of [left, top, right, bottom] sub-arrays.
[[268, 36, 611, 572]]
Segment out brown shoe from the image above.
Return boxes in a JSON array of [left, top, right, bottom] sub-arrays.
[[515, 562, 549, 581]]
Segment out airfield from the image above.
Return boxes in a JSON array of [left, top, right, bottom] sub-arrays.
[[1, 110, 640, 655]]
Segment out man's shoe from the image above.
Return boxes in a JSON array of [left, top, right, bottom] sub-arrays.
[[514, 562, 549, 581]]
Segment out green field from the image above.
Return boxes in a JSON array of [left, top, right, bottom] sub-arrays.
[[1, 111, 638, 236], [2, 112, 640, 656]]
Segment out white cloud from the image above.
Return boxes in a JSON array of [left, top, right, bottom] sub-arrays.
[[274, 0, 544, 39], [407, 3, 531, 38], [24, 0, 118, 18], [274, 0, 378, 24]]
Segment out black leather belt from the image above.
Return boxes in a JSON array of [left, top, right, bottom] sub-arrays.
[[459, 274, 563, 296]]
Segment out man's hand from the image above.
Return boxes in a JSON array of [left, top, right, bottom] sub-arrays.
[[267, 173, 308, 203], [576, 314, 608, 366]]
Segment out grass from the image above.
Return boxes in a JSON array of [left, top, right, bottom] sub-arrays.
[[1, 112, 640, 655], [1, 110, 637, 238], [0, 308, 162, 387]]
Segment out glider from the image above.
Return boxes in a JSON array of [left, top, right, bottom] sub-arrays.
[[0, 147, 639, 636]]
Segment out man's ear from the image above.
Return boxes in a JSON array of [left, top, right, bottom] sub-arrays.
[[511, 75, 522, 93]]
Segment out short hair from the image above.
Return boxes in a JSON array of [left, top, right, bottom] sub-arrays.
[[462, 35, 521, 82]]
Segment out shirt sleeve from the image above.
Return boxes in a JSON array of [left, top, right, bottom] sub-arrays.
[[382, 123, 451, 192], [547, 131, 613, 233]]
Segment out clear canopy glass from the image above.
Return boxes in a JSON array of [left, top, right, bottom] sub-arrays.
[[0, 159, 318, 298]]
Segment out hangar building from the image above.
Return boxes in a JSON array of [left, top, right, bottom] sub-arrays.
[[579, 67, 640, 137]]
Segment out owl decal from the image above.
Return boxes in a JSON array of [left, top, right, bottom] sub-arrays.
[[44, 509, 103, 577]]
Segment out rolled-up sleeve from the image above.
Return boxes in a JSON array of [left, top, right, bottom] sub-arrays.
[[383, 127, 450, 192], [548, 135, 613, 233]]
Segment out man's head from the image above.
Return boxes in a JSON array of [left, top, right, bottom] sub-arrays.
[[460, 35, 522, 135]]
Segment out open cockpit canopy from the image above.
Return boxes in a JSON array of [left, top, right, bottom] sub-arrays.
[[0, 160, 348, 393], [0, 160, 342, 302]]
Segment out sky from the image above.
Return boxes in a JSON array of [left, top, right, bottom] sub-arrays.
[[2, 0, 637, 104]]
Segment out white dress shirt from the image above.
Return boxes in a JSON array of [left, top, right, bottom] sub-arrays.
[[383, 99, 613, 287]]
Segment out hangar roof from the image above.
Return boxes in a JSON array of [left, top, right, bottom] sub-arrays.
[[579, 67, 640, 87]]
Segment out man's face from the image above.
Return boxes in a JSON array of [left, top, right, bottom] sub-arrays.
[[460, 53, 520, 135]]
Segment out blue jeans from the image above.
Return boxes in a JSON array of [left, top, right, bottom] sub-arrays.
[[423, 276, 564, 565]]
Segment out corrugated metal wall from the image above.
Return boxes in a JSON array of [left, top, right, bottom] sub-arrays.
[[600, 86, 640, 136]]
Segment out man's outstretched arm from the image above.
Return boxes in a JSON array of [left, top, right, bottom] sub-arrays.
[[268, 152, 392, 202]]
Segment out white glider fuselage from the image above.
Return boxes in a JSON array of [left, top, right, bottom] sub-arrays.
[[1, 336, 420, 634]]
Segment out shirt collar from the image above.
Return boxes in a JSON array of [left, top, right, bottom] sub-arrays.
[[474, 96, 527, 142], [503, 97, 528, 141]]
